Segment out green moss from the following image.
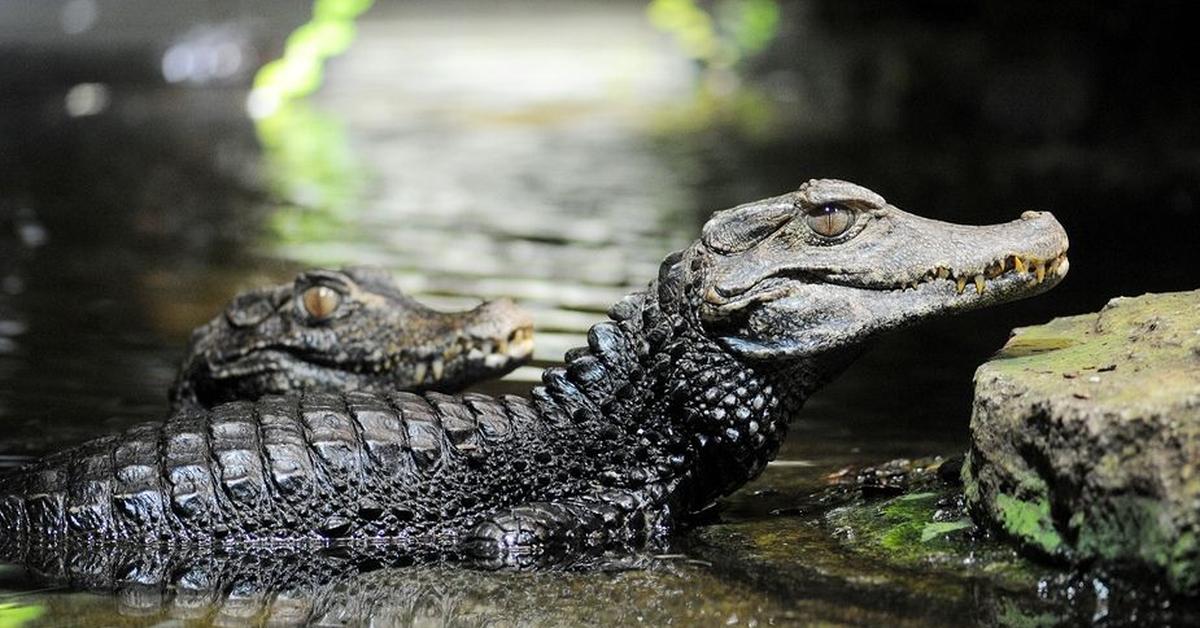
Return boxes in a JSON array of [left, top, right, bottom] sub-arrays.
[[1073, 495, 1173, 570], [971, 291, 1200, 593], [979, 290, 1200, 406], [993, 598, 1062, 628], [995, 494, 1063, 555], [881, 491, 973, 546], [878, 492, 938, 551], [921, 520, 973, 543], [1170, 532, 1199, 591], [961, 454, 980, 502], [820, 471, 1051, 593]]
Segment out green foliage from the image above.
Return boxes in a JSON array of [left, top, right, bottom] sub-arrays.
[[721, 0, 781, 55], [315, 0, 373, 20], [0, 604, 43, 628], [250, 0, 374, 245], [648, 0, 719, 62], [647, 0, 780, 69], [252, 0, 376, 106]]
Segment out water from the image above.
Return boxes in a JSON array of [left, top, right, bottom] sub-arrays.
[[2, 1, 1198, 625]]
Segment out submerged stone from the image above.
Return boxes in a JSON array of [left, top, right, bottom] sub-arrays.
[[964, 289, 1200, 593]]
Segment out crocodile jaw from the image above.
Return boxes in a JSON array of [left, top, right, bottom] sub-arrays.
[[693, 179, 1070, 360], [720, 251, 1068, 359]]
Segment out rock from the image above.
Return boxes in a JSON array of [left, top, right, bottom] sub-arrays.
[[685, 456, 1197, 625], [964, 289, 1200, 593]]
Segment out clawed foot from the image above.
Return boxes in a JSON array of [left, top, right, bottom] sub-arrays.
[[460, 490, 673, 569], [461, 502, 601, 569]]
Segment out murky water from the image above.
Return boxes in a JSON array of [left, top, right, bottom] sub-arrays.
[[2, 1, 1198, 625]]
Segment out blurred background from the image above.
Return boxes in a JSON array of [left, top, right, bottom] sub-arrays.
[[1, 0, 1198, 463]]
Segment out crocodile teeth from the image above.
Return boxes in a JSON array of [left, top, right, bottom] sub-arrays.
[[908, 251, 1065, 298], [484, 353, 508, 368], [506, 335, 534, 356], [414, 362, 428, 384], [703, 286, 723, 305], [431, 358, 445, 381]]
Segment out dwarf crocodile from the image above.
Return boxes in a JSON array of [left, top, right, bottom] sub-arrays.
[[0, 180, 1069, 567], [171, 265, 534, 409]]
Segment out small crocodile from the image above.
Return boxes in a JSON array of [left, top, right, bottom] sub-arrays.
[[171, 266, 534, 409], [0, 180, 1069, 567]]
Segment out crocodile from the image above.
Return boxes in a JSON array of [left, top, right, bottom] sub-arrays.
[[0, 180, 1069, 567], [170, 266, 535, 409]]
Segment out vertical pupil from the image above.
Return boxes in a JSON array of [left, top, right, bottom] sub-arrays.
[[807, 203, 851, 237]]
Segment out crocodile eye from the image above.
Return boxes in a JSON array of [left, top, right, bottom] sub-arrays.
[[804, 203, 856, 238], [301, 286, 341, 321]]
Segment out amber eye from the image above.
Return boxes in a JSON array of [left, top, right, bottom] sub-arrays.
[[301, 286, 341, 321], [804, 203, 856, 238]]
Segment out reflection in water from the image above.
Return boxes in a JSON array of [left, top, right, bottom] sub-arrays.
[[0, 603, 43, 626], [256, 99, 367, 244], [1, 543, 798, 626]]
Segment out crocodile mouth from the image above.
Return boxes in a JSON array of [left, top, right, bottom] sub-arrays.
[[874, 252, 1069, 296], [703, 250, 1069, 320], [406, 325, 535, 387], [210, 324, 535, 386]]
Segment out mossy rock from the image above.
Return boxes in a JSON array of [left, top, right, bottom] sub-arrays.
[[965, 289, 1200, 593]]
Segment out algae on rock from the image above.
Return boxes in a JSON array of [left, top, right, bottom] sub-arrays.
[[964, 289, 1200, 593]]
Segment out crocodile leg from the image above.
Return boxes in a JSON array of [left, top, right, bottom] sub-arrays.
[[461, 485, 677, 569]]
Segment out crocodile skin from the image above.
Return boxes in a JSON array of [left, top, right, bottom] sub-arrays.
[[0, 265, 764, 562], [0, 180, 1070, 566]]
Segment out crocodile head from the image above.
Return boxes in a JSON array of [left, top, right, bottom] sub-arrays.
[[170, 267, 534, 408], [694, 179, 1069, 360]]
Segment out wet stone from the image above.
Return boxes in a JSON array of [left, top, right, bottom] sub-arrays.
[[686, 457, 1200, 626], [964, 289, 1200, 593], [856, 460, 910, 498]]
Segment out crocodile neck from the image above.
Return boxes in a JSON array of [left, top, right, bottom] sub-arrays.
[[529, 249, 857, 513]]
